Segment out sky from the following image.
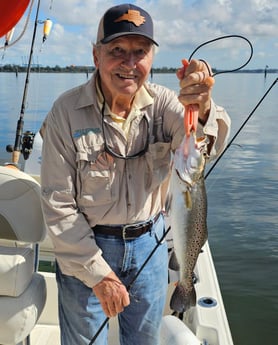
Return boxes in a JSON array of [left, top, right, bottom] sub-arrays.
[[1, 0, 277, 70]]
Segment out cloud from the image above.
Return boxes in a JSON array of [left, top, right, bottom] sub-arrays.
[[1, 0, 277, 68]]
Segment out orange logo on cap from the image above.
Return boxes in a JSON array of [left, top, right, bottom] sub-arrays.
[[114, 10, 146, 27]]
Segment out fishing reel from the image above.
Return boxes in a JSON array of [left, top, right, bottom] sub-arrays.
[[6, 131, 35, 160]]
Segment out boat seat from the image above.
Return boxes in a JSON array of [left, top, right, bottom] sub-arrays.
[[0, 166, 47, 345]]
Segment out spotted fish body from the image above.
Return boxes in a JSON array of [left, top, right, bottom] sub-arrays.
[[169, 131, 208, 313]]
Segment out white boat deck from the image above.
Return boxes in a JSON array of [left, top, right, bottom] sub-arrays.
[[29, 240, 233, 345]]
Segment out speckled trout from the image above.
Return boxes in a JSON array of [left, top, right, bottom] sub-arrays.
[[169, 104, 209, 313]]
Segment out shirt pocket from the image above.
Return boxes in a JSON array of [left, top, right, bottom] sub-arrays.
[[145, 142, 171, 191], [76, 151, 114, 206]]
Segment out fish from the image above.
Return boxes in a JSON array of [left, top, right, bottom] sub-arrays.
[[168, 104, 209, 313]]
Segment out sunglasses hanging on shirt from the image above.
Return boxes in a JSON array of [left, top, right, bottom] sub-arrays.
[[101, 101, 150, 160]]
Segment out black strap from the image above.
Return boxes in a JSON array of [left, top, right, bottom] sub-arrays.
[[92, 213, 160, 239]]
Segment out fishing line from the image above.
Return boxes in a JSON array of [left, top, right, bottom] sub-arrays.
[[188, 34, 254, 76], [88, 224, 172, 345], [185, 34, 278, 180], [205, 77, 278, 179]]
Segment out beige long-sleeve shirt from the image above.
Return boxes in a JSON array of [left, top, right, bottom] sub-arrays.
[[40, 72, 231, 287]]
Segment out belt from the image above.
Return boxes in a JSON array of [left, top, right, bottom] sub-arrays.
[[92, 213, 161, 240]]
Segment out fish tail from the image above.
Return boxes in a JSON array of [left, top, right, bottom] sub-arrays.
[[170, 283, 197, 313]]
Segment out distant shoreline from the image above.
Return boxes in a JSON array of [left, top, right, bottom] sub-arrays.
[[0, 64, 277, 74]]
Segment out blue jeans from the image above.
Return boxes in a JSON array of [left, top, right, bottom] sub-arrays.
[[56, 214, 168, 345]]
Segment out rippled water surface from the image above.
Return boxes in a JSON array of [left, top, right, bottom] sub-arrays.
[[0, 71, 277, 345]]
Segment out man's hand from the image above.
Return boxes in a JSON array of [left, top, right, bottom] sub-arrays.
[[177, 59, 215, 124], [93, 271, 130, 318]]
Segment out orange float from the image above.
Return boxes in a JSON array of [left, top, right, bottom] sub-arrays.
[[0, 0, 30, 38]]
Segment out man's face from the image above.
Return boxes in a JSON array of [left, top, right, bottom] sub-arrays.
[[93, 35, 154, 101]]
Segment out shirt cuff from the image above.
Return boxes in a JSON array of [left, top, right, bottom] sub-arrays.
[[58, 251, 112, 288]]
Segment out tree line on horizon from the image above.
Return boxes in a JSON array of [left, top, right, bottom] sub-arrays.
[[0, 64, 277, 74]]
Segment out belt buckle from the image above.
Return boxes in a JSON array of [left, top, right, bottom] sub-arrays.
[[122, 224, 133, 240], [122, 219, 154, 240], [121, 222, 145, 240]]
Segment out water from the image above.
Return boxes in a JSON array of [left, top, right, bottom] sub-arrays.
[[0, 71, 277, 345]]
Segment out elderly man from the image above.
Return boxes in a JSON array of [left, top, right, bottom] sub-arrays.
[[40, 3, 230, 345]]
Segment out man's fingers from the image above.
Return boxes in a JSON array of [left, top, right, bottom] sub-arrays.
[[106, 301, 120, 318], [103, 293, 129, 318], [188, 59, 212, 74], [180, 71, 214, 88], [93, 272, 130, 318], [122, 292, 130, 307]]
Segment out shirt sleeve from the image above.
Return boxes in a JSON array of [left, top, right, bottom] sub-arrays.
[[199, 99, 231, 161], [40, 106, 112, 288]]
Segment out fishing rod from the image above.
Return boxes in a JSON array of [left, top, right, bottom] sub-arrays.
[[7, 0, 42, 165], [6, 0, 52, 165], [88, 224, 172, 345], [205, 77, 278, 179]]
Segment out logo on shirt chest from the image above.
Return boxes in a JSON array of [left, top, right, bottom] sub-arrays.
[[73, 127, 101, 138]]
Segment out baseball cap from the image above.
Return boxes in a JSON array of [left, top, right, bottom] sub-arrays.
[[96, 4, 159, 46]]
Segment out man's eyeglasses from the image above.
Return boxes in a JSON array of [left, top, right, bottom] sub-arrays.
[[101, 102, 150, 160]]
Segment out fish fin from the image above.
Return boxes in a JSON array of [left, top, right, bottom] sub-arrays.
[[165, 192, 172, 215], [192, 272, 198, 284], [183, 190, 192, 209], [169, 250, 180, 271], [170, 283, 197, 313]]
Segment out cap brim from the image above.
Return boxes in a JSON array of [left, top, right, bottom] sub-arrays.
[[101, 32, 159, 46]]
